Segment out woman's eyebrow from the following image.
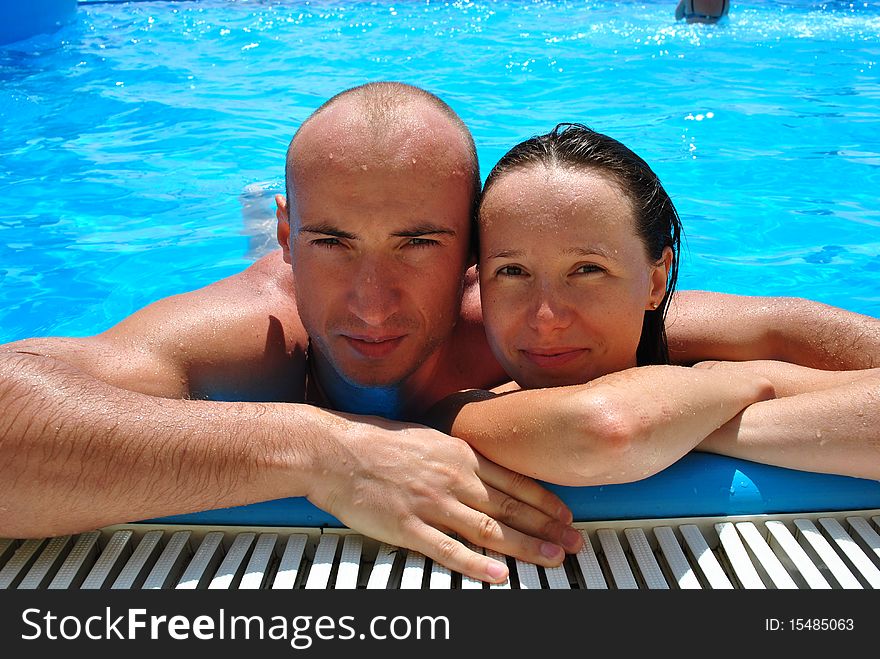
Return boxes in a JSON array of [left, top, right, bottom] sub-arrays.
[[564, 246, 611, 258], [486, 246, 612, 259], [485, 248, 525, 259]]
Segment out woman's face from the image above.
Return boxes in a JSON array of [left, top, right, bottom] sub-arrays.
[[478, 164, 670, 389]]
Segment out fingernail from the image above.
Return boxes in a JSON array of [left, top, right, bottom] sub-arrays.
[[557, 505, 573, 524], [540, 542, 564, 560], [563, 528, 582, 551], [486, 560, 508, 581]]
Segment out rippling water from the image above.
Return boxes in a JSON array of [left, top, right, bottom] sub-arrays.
[[1, 0, 878, 341]]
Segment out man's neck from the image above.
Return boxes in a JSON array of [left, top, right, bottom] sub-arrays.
[[309, 344, 447, 421]]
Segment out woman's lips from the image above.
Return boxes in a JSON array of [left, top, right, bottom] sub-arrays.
[[520, 348, 588, 368], [342, 334, 407, 359]]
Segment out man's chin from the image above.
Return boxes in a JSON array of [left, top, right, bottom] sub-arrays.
[[335, 359, 416, 389]]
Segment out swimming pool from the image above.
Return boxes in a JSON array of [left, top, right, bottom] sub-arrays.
[[1, 0, 878, 344]]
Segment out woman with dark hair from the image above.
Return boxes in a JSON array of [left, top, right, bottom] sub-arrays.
[[424, 123, 880, 485], [480, 122, 681, 376]]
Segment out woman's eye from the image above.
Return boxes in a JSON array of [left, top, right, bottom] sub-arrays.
[[574, 264, 602, 275], [498, 265, 525, 277]]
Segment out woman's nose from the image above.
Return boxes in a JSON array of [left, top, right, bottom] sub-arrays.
[[527, 285, 573, 332]]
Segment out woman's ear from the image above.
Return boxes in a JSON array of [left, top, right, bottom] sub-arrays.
[[647, 246, 674, 309]]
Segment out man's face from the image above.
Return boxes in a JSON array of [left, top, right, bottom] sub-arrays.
[[282, 110, 475, 387]]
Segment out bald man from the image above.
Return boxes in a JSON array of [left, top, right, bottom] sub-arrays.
[[1, 82, 877, 583]]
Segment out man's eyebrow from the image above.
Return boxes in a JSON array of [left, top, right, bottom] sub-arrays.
[[300, 224, 357, 239], [299, 223, 456, 240], [391, 224, 457, 238]]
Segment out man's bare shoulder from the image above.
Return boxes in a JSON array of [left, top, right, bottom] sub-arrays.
[[443, 267, 508, 390], [100, 249, 308, 401], [108, 249, 298, 333], [459, 266, 483, 324]]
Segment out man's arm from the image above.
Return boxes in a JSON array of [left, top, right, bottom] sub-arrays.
[[0, 349, 320, 535], [423, 365, 774, 486], [0, 350, 581, 581], [0, 253, 324, 536], [695, 361, 880, 480], [0, 255, 581, 583], [667, 291, 880, 369]]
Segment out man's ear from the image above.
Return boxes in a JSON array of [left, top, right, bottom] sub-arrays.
[[275, 194, 292, 264]]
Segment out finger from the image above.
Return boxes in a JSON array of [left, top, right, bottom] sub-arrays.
[[408, 522, 510, 584], [451, 502, 572, 569], [475, 454, 574, 525], [480, 484, 584, 554]]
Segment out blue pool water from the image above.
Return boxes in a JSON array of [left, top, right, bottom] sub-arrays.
[[0, 0, 878, 344]]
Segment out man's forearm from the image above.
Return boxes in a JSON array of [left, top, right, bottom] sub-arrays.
[[0, 351, 327, 538], [0, 352, 589, 584]]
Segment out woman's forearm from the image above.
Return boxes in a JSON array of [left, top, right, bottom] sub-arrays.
[[693, 360, 878, 397], [425, 365, 774, 486], [697, 370, 880, 480]]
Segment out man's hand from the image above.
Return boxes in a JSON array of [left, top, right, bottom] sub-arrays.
[[306, 414, 583, 584]]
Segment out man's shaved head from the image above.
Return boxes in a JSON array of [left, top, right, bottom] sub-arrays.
[[277, 83, 482, 398], [285, 81, 481, 231]]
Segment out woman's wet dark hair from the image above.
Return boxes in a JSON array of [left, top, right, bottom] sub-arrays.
[[480, 123, 682, 366]]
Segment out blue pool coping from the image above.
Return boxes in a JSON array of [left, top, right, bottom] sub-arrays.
[[145, 452, 880, 528]]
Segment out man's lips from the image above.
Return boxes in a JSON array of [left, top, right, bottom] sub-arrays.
[[342, 334, 407, 358], [520, 347, 588, 368]]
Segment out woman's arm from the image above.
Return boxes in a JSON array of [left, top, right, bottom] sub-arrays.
[[423, 365, 774, 487], [694, 362, 880, 479]]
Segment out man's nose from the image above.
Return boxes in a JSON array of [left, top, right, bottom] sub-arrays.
[[348, 257, 401, 326]]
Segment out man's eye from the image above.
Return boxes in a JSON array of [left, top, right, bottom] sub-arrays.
[[407, 237, 439, 248], [312, 238, 342, 248], [497, 265, 525, 277], [574, 264, 602, 275]]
